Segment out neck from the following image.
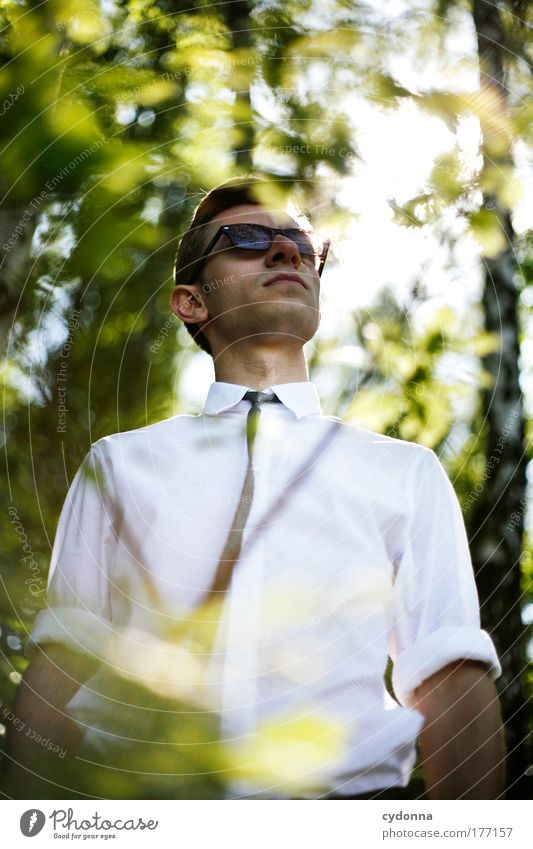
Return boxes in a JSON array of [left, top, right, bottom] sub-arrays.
[[213, 342, 309, 390]]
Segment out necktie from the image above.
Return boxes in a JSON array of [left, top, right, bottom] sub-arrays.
[[203, 390, 281, 603]]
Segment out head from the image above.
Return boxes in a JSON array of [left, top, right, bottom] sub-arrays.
[[170, 176, 328, 361]]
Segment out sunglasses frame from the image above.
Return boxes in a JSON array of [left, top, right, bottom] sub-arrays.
[[194, 223, 330, 277]]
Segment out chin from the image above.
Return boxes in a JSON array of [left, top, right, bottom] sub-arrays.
[[264, 301, 318, 327], [256, 323, 318, 347], [221, 305, 319, 346]]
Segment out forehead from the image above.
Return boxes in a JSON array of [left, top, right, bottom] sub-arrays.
[[206, 203, 303, 232]]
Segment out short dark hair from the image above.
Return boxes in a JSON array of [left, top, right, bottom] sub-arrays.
[[173, 175, 293, 356]]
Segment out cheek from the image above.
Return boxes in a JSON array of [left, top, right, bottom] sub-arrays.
[[200, 277, 242, 317], [202, 257, 259, 303], [201, 254, 246, 291]]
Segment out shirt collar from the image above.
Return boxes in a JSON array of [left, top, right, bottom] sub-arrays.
[[203, 381, 322, 420]]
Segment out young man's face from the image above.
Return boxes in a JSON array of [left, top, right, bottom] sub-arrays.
[[174, 203, 322, 356]]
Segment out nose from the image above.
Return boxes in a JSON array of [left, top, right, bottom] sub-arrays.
[[264, 233, 302, 270]]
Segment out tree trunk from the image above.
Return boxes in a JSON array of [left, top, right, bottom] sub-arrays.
[[469, 0, 529, 798]]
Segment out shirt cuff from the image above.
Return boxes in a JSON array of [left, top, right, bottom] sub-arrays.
[[25, 606, 112, 660], [392, 626, 502, 708]]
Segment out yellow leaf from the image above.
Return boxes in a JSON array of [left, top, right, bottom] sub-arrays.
[[471, 331, 501, 357], [469, 208, 508, 258], [480, 164, 523, 211], [47, 101, 99, 144], [225, 710, 346, 793], [345, 390, 404, 432]]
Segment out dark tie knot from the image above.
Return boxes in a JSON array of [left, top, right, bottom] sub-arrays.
[[243, 390, 280, 408], [243, 391, 280, 455]]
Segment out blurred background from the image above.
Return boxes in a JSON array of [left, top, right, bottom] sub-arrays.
[[0, 0, 531, 798]]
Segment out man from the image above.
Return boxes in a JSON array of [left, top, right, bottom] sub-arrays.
[[3, 176, 505, 800]]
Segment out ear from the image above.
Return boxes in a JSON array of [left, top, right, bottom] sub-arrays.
[[170, 284, 209, 325]]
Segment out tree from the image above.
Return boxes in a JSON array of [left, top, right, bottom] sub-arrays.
[[467, 0, 531, 798]]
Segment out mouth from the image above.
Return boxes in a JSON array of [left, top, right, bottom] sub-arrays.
[[264, 273, 307, 289]]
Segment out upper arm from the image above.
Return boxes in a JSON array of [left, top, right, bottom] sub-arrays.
[[388, 449, 501, 708], [26, 442, 116, 661]]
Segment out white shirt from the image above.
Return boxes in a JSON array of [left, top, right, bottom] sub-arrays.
[[29, 381, 501, 798]]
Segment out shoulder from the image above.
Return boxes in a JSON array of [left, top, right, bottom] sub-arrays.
[[306, 416, 446, 501], [323, 416, 436, 465], [89, 413, 199, 458]]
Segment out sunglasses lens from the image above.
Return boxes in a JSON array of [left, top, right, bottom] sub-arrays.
[[227, 224, 324, 258], [229, 224, 271, 250], [284, 229, 321, 257]]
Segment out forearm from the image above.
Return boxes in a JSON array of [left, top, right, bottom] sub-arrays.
[[413, 660, 506, 799], [3, 690, 81, 798], [2, 644, 98, 799]]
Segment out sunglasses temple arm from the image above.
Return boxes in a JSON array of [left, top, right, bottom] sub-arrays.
[[318, 242, 330, 276], [190, 229, 225, 278]]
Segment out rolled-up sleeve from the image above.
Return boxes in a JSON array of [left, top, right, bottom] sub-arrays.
[[389, 447, 501, 708], [26, 441, 116, 660]]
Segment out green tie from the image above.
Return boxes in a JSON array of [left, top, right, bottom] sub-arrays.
[[203, 391, 281, 602]]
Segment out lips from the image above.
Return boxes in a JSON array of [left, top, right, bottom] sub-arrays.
[[264, 273, 307, 289]]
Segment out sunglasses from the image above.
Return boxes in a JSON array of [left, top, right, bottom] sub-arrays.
[[196, 223, 330, 277]]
